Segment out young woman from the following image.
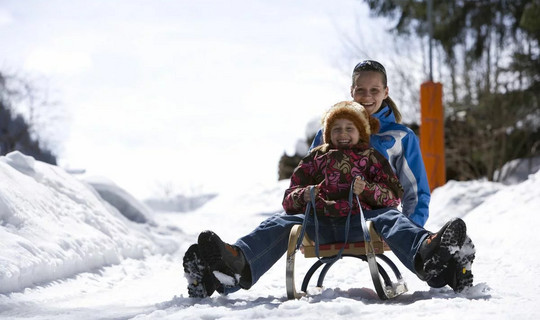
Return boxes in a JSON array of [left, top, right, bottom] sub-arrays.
[[310, 60, 430, 227]]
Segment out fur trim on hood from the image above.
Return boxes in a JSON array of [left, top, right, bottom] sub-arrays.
[[323, 101, 380, 145]]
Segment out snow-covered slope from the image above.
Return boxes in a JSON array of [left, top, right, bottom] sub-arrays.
[[1, 151, 539, 319]]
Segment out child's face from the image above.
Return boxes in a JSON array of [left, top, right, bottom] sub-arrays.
[[330, 118, 360, 147], [350, 71, 389, 115]]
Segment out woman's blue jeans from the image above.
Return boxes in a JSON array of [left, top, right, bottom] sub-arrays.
[[229, 207, 429, 293]]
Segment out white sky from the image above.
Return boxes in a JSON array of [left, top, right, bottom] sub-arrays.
[[0, 0, 398, 199]]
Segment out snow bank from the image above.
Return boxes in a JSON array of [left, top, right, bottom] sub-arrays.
[[426, 178, 504, 229], [0, 152, 176, 294], [464, 169, 540, 281], [144, 193, 217, 213], [429, 170, 540, 272], [82, 175, 155, 223], [495, 156, 540, 185], [194, 179, 289, 217]]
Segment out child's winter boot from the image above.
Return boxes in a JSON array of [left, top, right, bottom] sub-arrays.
[[198, 230, 252, 289]]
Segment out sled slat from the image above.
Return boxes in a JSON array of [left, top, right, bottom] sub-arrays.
[[301, 226, 390, 257]]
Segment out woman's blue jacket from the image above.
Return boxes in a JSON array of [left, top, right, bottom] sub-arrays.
[[310, 105, 430, 226]]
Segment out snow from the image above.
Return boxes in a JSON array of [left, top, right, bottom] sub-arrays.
[[1, 151, 540, 319], [82, 175, 155, 224], [495, 156, 540, 185]]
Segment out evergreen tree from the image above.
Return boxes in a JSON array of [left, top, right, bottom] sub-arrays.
[[363, 0, 540, 181]]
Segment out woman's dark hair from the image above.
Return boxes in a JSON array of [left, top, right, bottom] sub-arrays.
[[351, 60, 402, 123]]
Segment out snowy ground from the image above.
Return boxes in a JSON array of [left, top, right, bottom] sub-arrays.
[[1, 151, 539, 319]]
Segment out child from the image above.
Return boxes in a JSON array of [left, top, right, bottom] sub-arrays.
[[283, 101, 403, 219]]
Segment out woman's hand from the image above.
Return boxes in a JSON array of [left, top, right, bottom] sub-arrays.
[[353, 176, 366, 195], [303, 185, 320, 202]]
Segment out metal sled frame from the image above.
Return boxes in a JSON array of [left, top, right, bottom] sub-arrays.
[[285, 221, 408, 300]]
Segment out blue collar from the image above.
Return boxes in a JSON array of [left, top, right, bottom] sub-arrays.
[[373, 105, 396, 123]]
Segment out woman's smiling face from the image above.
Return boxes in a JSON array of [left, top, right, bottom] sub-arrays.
[[350, 71, 389, 115]]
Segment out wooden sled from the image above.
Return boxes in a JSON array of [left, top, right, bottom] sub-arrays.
[[285, 221, 408, 300]]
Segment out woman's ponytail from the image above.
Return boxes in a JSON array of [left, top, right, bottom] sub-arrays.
[[384, 96, 402, 124]]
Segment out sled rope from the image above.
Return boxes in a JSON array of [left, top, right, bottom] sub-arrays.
[[295, 180, 361, 264], [351, 175, 372, 244]]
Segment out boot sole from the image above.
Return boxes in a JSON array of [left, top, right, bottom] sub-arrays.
[[438, 218, 467, 261], [448, 236, 476, 292], [424, 218, 467, 279], [183, 244, 216, 298]]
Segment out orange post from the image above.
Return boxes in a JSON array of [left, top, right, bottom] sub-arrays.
[[420, 81, 445, 191]]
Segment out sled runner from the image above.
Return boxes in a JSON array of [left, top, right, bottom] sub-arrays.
[[285, 187, 408, 300]]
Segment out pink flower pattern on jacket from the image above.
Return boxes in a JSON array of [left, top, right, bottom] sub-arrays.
[[282, 143, 403, 217]]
